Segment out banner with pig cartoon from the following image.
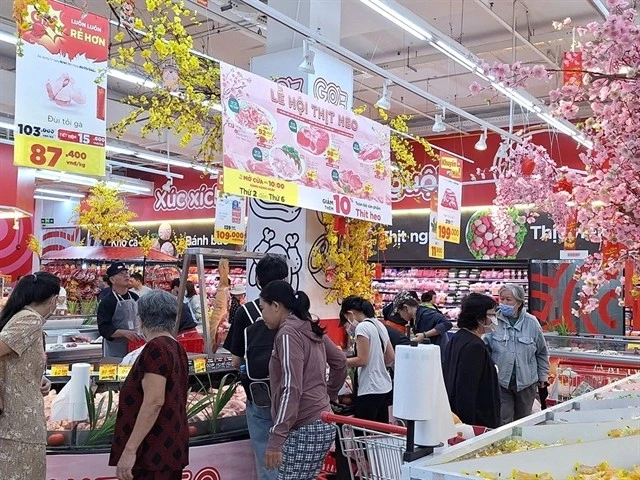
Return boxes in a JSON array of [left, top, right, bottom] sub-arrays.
[[220, 63, 392, 225], [13, 0, 109, 176]]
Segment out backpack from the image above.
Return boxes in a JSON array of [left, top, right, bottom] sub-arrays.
[[242, 301, 276, 407]]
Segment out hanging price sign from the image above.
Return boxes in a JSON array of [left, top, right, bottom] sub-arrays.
[[436, 222, 461, 243], [213, 193, 246, 246], [13, 0, 109, 176]]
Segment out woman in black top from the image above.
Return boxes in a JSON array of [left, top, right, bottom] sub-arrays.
[[443, 293, 501, 428]]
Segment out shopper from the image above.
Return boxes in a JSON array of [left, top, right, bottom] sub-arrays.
[[382, 290, 417, 334], [98, 275, 112, 301], [339, 296, 394, 423], [110, 290, 189, 480], [98, 263, 142, 359], [485, 284, 550, 425], [393, 291, 452, 359], [129, 272, 152, 297], [421, 290, 442, 311], [260, 281, 347, 480], [185, 280, 202, 322], [0, 272, 59, 480], [229, 285, 246, 324], [443, 293, 501, 428], [170, 278, 199, 324], [222, 254, 289, 480]]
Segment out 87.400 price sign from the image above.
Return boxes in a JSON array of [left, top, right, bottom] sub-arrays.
[[14, 124, 106, 176]]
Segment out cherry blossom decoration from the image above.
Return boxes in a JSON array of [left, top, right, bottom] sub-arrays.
[[470, 0, 639, 315]]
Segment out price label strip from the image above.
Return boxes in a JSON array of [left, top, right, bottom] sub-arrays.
[[117, 365, 132, 381], [99, 364, 118, 381], [213, 229, 245, 245], [193, 357, 207, 373], [50, 364, 70, 377]]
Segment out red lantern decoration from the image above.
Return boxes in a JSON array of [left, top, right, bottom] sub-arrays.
[[601, 240, 621, 280], [374, 263, 382, 279], [521, 157, 536, 176], [333, 216, 347, 235], [553, 177, 574, 194]]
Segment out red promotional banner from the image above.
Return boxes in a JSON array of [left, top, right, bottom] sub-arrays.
[[563, 51, 583, 87], [563, 208, 578, 250]]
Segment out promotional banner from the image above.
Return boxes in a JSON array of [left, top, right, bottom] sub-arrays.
[[436, 157, 463, 243], [46, 438, 258, 479], [428, 190, 444, 259], [221, 63, 392, 225], [385, 209, 599, 262], [214, 193, 246, 245], [14, 0, 108, 176]]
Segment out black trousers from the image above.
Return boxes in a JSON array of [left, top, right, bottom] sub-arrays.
[[334, 392, 391, 479]]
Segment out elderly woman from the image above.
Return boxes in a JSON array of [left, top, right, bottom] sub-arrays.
[[0, 272, 59, 480], [484, 284, 550, 425], [110, 290, 189, 480]]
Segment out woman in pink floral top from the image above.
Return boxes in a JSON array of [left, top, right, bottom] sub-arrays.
[[0, 272, 61, 480]]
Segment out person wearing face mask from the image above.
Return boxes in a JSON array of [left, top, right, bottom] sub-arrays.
[[485, 284, 550, 425], [0, 272, 59, 479], [443, 293, 501, 428], [339, 296, 394, 423]]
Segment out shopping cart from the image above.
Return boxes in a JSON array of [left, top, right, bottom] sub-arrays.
[[321, 412, 408, 480]]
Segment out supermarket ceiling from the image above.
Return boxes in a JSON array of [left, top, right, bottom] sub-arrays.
[[0, 0, 606, 179]]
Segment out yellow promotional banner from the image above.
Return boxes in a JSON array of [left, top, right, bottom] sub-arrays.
[[13, 0, 109, 176], [14, 135, 106, 176], [223, 167, 299, 206]]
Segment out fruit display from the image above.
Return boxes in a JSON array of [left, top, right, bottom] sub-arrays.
[[466, 208, 528, 260]]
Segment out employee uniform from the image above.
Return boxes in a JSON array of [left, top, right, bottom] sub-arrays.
[[97, 290, 139, 358]]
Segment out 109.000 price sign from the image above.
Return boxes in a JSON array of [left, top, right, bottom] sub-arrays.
[[214, 229, 245, 246]]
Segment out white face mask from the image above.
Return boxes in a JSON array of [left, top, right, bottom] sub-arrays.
[[483, 314, 498, 333]]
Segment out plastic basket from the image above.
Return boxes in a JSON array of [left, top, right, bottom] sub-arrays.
[[128, 330, 204, 353]]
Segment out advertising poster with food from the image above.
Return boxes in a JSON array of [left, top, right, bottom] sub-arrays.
[[214, 193, 246, 246], [428, 189, 445, 259], [220, 63, 392, 225], [436, 156, 463, 243], [13, 0, 108, 176]]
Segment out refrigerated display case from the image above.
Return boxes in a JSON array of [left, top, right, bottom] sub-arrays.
[[403, 373, 640, 480]]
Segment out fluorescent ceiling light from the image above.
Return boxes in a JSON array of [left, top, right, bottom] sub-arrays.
[[0, 31, 17, 45], [107, 69, 157, 89], [432, 40, 477, 71], [106, 145, 136, 156], [588, 0, 610, 18], [0, 121, 14, 130], [35, 188, 85, 198], [359, 0, 432, 41], [34, 195, 71, 202], [34, 170, 151, 194]]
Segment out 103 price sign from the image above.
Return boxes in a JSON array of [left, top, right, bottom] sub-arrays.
[[14, 125, 106, 176]]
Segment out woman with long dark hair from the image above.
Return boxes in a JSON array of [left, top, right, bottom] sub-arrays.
[[260, 281, 347, 480], [0, 272, 60, 479], [339, 296, 394, 423]]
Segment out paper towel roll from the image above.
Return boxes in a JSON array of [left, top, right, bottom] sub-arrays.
[[414, 346, 455, 447], [51, 363, 91, 422], [393, 344, 442, 421]]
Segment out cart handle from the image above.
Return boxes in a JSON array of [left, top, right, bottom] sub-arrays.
[[321, 411, 408, 435]]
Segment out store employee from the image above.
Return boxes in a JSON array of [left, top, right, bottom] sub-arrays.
[[97, 262, 142, 358]]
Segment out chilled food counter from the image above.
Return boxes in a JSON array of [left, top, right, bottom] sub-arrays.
[[403, 373, 640, 480], [45, 364, 256, 480]]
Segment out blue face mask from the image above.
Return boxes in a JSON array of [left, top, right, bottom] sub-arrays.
[[498, 303, 516, 317]]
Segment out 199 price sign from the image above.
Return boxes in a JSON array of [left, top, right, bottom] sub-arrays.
[[436, 222, 461, 243], [14, 127, 106, 176]]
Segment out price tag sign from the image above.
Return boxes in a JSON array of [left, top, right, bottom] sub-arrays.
[[436, 222, 461, 243], [117, 365, 132, 381], [193, 357, 207, 373], [429, 243, 444, 259], [213, 193, 247, 246], [14, 136, 106, 176], [213, 229, 245, 244], [99, 364, 118, 381], [50, 364, 70, 376]]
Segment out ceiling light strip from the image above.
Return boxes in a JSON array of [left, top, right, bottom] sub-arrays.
[[238, 0, 521, 142], [35, 188, 85, 198], [357, 0, 589, 148]]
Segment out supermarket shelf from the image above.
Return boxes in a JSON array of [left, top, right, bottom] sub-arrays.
[[549, 348, 640, 367], [375, 278, 528, 283]]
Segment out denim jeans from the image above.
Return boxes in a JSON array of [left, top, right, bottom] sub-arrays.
[[246, 401, 278, 480]]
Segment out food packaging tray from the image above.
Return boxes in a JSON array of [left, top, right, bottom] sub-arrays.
[[547, 406, 639, 423], [408, 437, 639, 480]]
